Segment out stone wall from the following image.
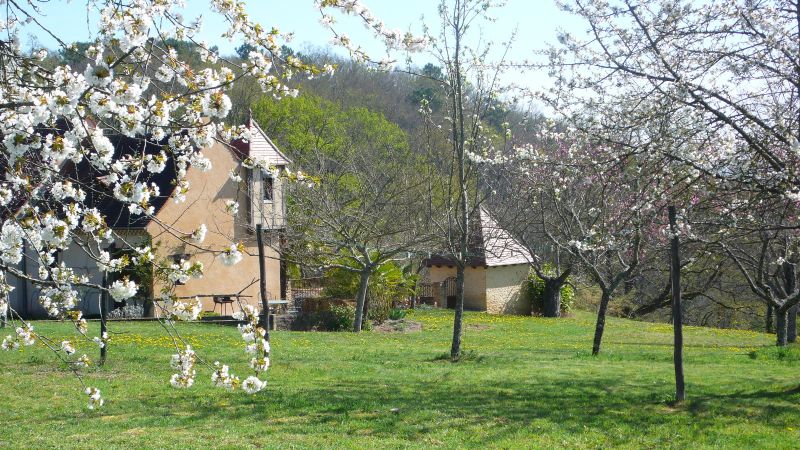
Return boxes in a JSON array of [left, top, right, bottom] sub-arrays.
[[485, 264, 531, 315]]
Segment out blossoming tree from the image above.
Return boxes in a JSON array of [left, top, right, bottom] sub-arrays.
[[547, 0, 800, 345], [0, 0, 422, 408]]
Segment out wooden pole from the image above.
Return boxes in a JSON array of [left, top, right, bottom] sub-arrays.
[[668, 205, 685, 403], [256, 224, 271, 340], [99, 271, 108, 366]]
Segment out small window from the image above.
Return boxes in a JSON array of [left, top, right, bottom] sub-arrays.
[[263, 175, 274, 202]]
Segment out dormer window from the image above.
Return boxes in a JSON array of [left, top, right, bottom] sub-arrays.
[[263, 175, 274, 202]]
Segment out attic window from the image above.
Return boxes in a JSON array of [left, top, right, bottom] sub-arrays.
[[263, 175, 274, 202]]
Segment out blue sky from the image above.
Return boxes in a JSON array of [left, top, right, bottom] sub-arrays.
[[24, 0, 586, 91]]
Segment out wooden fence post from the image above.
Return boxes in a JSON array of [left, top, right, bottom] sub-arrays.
[[99, 272, 108, 366], [256, 224, 271, 340]]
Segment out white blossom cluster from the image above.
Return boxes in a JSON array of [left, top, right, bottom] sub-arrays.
[[211, 361, 240, 390], [165, 296, 203, 322], [167, 259, 204, 285], [233, 304, 269, 394], [170, 346, 197, 389], [0, 0, 396, 410], [85, 387, 104, 410], [316, 0, 426, 69], [189, 224, 208, 244], [219, 242, 245, 266], [1, 324, 35, 351], [108, 278, 139, 302]]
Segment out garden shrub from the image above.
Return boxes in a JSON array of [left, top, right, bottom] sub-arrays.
[[388, 308, 407, 320], [325, 304, 356, 331], [320, 258, 418, 323]]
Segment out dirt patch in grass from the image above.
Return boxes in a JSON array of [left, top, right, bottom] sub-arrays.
[[466, 324, 490, 331], [372, 319, 422, 333]]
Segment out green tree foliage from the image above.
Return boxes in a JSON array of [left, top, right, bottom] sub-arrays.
[[253, 93, 439, 331], [251, 93, 409, 163]]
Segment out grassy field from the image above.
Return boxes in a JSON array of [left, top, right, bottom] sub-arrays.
[[0, 309, 798, 449]]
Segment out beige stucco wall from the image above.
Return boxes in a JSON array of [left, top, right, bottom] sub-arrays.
[[146, 140, 282, 314], [425, 265, 486, 310], [485, 264, 531, 315]]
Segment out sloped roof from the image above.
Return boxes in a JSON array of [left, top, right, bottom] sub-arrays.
[[479, 207, 532, 267], [425, 207, 532, 268], [230, 115, 292, 166]]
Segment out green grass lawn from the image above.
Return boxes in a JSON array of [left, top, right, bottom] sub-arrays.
[[1, 310, 798, 449]]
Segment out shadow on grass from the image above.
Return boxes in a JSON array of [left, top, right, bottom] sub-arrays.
[[93, 371, 800, 447]]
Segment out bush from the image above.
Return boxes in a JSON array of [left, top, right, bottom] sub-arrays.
[[367, 291, 393, 323], [325, 304, 356, 331], [320, 259, 418, 323], [388, 308, 407, 320], [527, 265, 575, 315]]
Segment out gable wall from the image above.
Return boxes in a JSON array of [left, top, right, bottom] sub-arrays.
[[147, 140, 282, 314], [485, 264, 531, 315]]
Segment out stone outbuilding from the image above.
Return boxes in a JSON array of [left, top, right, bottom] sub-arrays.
[[421, 208, 533, 315]]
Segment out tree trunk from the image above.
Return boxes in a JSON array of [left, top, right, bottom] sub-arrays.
[[776, 309, 788, 346], [592, 290, 612, 355], [783, 260, 796, 343], [541, 278, 563, 317], [624, 278, 634, 294], [766, 303, 774, 334], [353, 270, 371, 332], [450, 264, 466, 360], [363, 291, 371, 324], [669, 205, 685, 403]]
